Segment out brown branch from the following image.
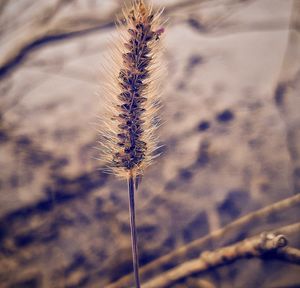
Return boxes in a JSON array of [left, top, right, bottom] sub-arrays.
[[0, 10, 118, 76], [143, 224, 300, 288], [0, 0, 255, 78], [105, 194, 300, 288], [276, 247, 300, 265], [2, 0, 296, 79]]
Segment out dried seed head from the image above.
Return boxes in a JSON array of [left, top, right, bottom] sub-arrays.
[[99, 0, 165, 179]]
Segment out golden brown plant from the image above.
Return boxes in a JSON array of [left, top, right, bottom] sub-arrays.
[[99, 1, 165, 287], [100, 0, 165, 179]]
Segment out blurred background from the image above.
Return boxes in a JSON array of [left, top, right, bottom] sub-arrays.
[[0, 0, 300, 287]]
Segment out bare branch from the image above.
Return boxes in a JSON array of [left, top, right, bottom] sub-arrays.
[[276, 247, 300, 265], [106, 194, 300, 288], [0, 0, 256, 78], [143, 224, 300, 288]]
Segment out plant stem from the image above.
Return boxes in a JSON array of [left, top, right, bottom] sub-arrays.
[[128, 172, 140, 288]]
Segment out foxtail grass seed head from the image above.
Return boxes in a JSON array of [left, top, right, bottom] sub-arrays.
[[100, 0, 165, 179]]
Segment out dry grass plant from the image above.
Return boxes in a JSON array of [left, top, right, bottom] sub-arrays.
[[99, 1, 165, 287]]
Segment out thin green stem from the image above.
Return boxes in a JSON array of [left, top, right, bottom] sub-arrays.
[[128, 172, 140, 288]]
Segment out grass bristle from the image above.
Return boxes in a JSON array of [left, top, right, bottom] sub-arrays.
[[99, 0, 165, 179]]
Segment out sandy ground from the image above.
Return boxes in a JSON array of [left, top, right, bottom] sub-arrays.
[[0, 0, 300, 287]]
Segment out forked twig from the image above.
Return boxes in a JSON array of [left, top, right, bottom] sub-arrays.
[[143, 223, 300, 288]]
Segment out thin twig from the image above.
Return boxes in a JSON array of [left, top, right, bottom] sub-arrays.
[[143, 223, 300, 288], [106, 194, 300, 288], [0, 0, 255, 78], [276, 247, 300, 265]]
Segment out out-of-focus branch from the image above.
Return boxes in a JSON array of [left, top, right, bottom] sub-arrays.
[[1, 0, 296, 79], [276, 246, 300, 264], [143, 224, 300, 288], [106, 194, 300, 288], [0, 0, 255, 78], [0, 10, 119, 78]]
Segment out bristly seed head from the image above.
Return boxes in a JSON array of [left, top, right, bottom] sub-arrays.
[[99, 0, 165, 179]]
